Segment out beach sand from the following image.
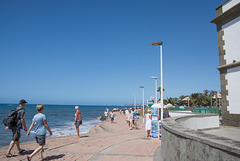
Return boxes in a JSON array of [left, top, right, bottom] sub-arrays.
[[0, 112, 162, 161]]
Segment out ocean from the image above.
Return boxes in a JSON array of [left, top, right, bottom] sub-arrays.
[[0, 104, 114, 148]]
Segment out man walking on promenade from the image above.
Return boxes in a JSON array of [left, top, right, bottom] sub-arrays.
[[26, 104, 52, 161], [5, 99, 28, 157]]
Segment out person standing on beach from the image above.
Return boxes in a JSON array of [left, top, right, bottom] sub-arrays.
[[104, 110, 108, 121], [26, 104, 52, 161], [5, 99, 28, 158], [110, 110, 115, 123], [74, 106, 82, 138], [145, 110, 152, 138]]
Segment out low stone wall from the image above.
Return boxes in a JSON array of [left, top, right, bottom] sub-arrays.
[[161, 114, 240, 161], [176, 114, 219, 130]]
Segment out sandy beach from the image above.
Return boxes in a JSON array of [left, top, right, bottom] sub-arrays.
[[0, 112, 161, 161]]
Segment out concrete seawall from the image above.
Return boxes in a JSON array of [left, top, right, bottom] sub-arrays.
[[161, 114, 240, 161]]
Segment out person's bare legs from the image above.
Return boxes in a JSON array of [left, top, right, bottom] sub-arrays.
[[16, 140, 22, 152], [147, 130, 151, 137], [6, 140, 15, 156], [40, 148, 44, 160], [135, 122, 138, 129], [27, 145, 43, 161], [129, 121, 132, 129], [76, 126, 80, 137]]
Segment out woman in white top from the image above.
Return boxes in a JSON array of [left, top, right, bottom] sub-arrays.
[[145, 110, 152, 138], [125, 109, 129, 124], [128, 109, 133, 129]]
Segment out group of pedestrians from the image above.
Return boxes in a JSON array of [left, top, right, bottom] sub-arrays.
[[125, 108, 139, 130], [104, 109, 115, 123], [4, 99, 52, 161], [4, 100, 83, 160]]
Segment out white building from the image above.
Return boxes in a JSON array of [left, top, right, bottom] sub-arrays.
[[211, 0, 240, 127]]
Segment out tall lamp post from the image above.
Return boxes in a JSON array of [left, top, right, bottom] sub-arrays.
[[151, 76, 157, 104], [152, 41, 163, 121], [140, 86, 144, 123]]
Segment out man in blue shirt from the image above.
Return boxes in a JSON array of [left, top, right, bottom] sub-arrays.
[[5, 99, 28, 158], [26, 104, 52, 161]]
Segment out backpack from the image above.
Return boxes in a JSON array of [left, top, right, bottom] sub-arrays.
[[2, 108, 23, 129]]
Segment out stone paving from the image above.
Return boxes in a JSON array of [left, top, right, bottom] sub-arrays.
[[0, 113, 161, 161]]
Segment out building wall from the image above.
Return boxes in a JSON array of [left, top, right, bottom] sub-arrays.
[[211, 0, 240, 127], [222, 0, 240, 12], [222, 16, 240, 64], [226, 66, 240, 114]]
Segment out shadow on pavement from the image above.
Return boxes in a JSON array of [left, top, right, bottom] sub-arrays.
[[19, 150, 34, 155], [80, 135, 89, 138], [45, 154, 65, 160]]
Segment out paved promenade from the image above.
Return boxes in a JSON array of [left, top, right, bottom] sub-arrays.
[[0, 112, 162, 161]]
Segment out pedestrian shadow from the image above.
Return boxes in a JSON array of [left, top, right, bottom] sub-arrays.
[[19, 150, 34, 155], [19, 148, 48, 155], [45, 154, 65, 160], [80, 135, 89, 138]]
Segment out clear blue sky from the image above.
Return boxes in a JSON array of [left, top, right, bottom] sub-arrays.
[[0, 0, 226, 105]]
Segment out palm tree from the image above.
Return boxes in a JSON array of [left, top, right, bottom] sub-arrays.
[[203, 90, 209, 96], [166, 97, 178, 105], [190, 91, 211, 107]]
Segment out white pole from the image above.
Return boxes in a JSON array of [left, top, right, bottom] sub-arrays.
[[155, 79, 157, 103], [160, 44, 163, 121], [152, 41, 163, 140], [143, 87, 145, 123]]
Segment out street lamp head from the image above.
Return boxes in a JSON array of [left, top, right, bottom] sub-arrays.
[[151, 76, 157, 79], [139, 86, 144, 88], [152, 41, 163, 46]]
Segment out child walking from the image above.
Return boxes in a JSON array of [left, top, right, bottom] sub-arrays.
[[110, 110, 115, 123], [26, 104, 52, 161]]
